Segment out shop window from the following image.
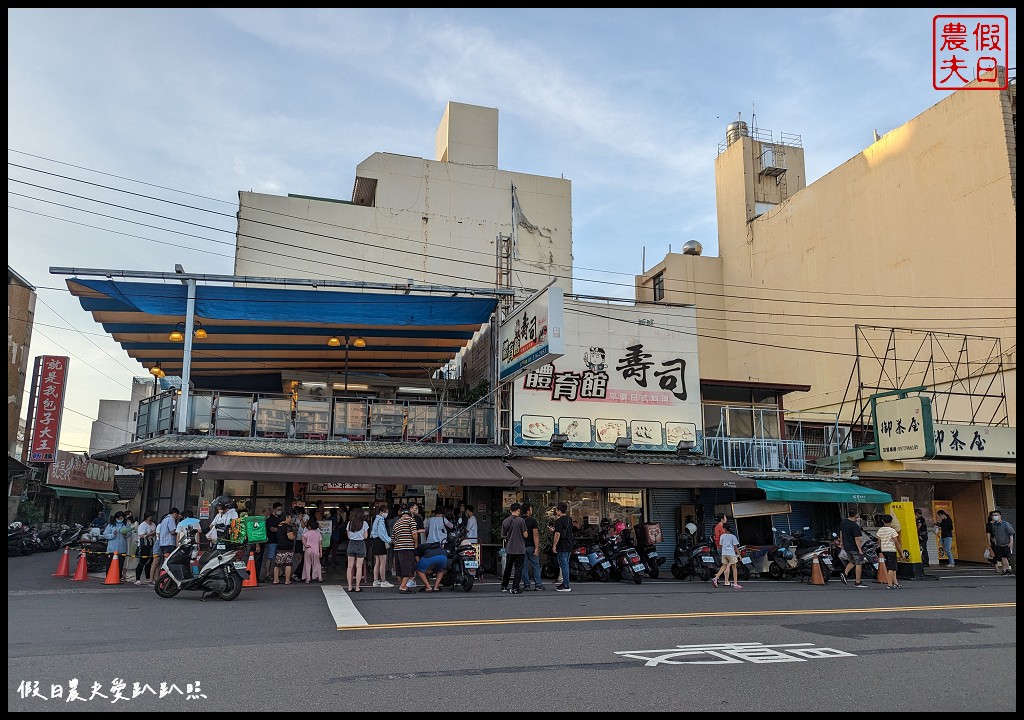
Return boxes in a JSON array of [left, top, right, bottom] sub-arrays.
[[606, 490, 643, 530], [563, 489, 602, 538], [222, 480, 254, 514]]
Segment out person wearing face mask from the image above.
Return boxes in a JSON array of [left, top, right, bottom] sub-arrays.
[[987, 511, 1015, 576], [263, 502, 283, 581]]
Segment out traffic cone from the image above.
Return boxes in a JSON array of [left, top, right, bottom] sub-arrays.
[[53, 546, 71, 577], [809, 556, 826, 585], [103, 551, 123, 585], [875, 554, 888, 584], [71, 549, 89, 582], [242, 550, 258, 587]]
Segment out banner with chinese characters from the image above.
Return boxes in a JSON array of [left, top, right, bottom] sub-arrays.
[[933, 423, 1015, 461], [46, 450, 116, 491], [498, 285, 565, 382], [512, 300, 701, 452], [873, 395, 935, 461], [29, 355, 70, 463]]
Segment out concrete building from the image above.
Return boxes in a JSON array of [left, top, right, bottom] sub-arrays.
[[234, 101, 573, 297], [636, 69, 1016, 562], [637, 70, 1015, 426], [8, 267, 36, 522]]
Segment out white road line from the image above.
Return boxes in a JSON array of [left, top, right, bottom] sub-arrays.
[[322, 585, 368, 628]]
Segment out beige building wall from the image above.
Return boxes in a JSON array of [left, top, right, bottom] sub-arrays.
[[235, 101, 573, 296], [7, 268, 36, 456], [639, 74, 1016, 426]]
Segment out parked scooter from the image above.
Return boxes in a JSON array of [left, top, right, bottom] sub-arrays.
[[599, 520, 645, 584], [633, 522, 666, 579], [585, 540, 613, 582], [154, 525, 250, 601], [439, 525, 476, 592], [8, 522, 42, 556], [765, 527, 831, 581]]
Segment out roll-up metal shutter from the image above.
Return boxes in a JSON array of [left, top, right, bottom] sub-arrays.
[[769, 502, 815, 538], [649, 488, 695, 558], [698, 488, 738, 540], [993, 485, 1016, 529]]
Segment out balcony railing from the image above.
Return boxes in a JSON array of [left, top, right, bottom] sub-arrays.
[[135, 389, 494, 444], [702, 437, 807, 473]]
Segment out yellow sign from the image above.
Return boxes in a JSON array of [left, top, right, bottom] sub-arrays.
[[886, 501, 920, 564], [931, 500, 958, 561]]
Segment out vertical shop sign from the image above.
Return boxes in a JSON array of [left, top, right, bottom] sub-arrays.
[[29, 355, 70, 463]]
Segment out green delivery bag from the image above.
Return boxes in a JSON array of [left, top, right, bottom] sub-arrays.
[[243, 515, 267, 543]]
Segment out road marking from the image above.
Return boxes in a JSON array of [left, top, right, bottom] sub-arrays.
[[323, 586, 368, 628], [336, 601, 1015, 631]]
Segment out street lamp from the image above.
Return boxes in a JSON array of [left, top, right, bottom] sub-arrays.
[[327, 334, 366, 394]]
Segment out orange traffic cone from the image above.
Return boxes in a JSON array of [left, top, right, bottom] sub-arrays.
[[875, 554, 888, 584], [53, 546, 71, 577], [242, 551, 258, 587], [71, 549, 89, 582], [103, 551, 123, 585], [809, 555, 826, 585]]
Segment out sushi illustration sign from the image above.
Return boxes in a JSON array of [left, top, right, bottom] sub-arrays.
[[513, 300, 702, 452], [499, 285, 565, 382]]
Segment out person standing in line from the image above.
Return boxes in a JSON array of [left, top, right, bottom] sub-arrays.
[[876, 514, 903, 589], [123, 511, 138, 580], [406, 502, 426, 588], [328, 508, 342, 566], [154, 508, 181, 581], [370, 503, 394, 588], [264, 502, 283, 582], [520, 503, 544, 591], [551, 502, 574, 593], [988, 511, 1015, 576], [914, 508, 929, 567], [102, 511, 131, 580], [386, 502, 401, 579], [464, 505, 481, 579], [712, 522, 742, 589], [935, 510, 955, 567], [272, 512, 296, 585], [134, 511, 157, 585], [839, 509, 868, 588], [346, 506, 369, 592], [500, 502, 529, 594], [425, 505, 453, 545], [392, 507, 419, 593], [292, 504, 309, 577], [301, 518, 323, 583]]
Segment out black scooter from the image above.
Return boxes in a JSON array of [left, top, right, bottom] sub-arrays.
[[633, 523, 666, 579], [439, 526, 476, 592], [598, 525, 645, 585]]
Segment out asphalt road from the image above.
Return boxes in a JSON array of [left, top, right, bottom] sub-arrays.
[[8, 551, 1016, 712]]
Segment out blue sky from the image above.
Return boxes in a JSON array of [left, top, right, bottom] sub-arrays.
[[7, 8, 1016, 453]]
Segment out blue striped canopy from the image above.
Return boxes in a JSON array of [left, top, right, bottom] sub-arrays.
[[67, 278, 498, 378]]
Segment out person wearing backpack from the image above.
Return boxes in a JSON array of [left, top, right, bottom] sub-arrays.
[[552, 502, 574, 592]]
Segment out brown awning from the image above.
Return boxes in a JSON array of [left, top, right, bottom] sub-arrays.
[[506, 458, 754, 489], [200, 454, 520, 487]]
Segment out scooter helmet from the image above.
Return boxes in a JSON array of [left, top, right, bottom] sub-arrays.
[[684, 522, 698, 536], [599, 518, 611, 529], [613, 521, 626, 535], [212, 495, 235, 511], [782, 549, 795, 560]]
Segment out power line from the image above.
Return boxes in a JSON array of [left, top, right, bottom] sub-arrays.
[[8, 157, 1017, 307]]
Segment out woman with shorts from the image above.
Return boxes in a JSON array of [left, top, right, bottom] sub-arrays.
[[273, 512, 296, 585], [346, 507, 369, 592], [712, 523, 743, 589]]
